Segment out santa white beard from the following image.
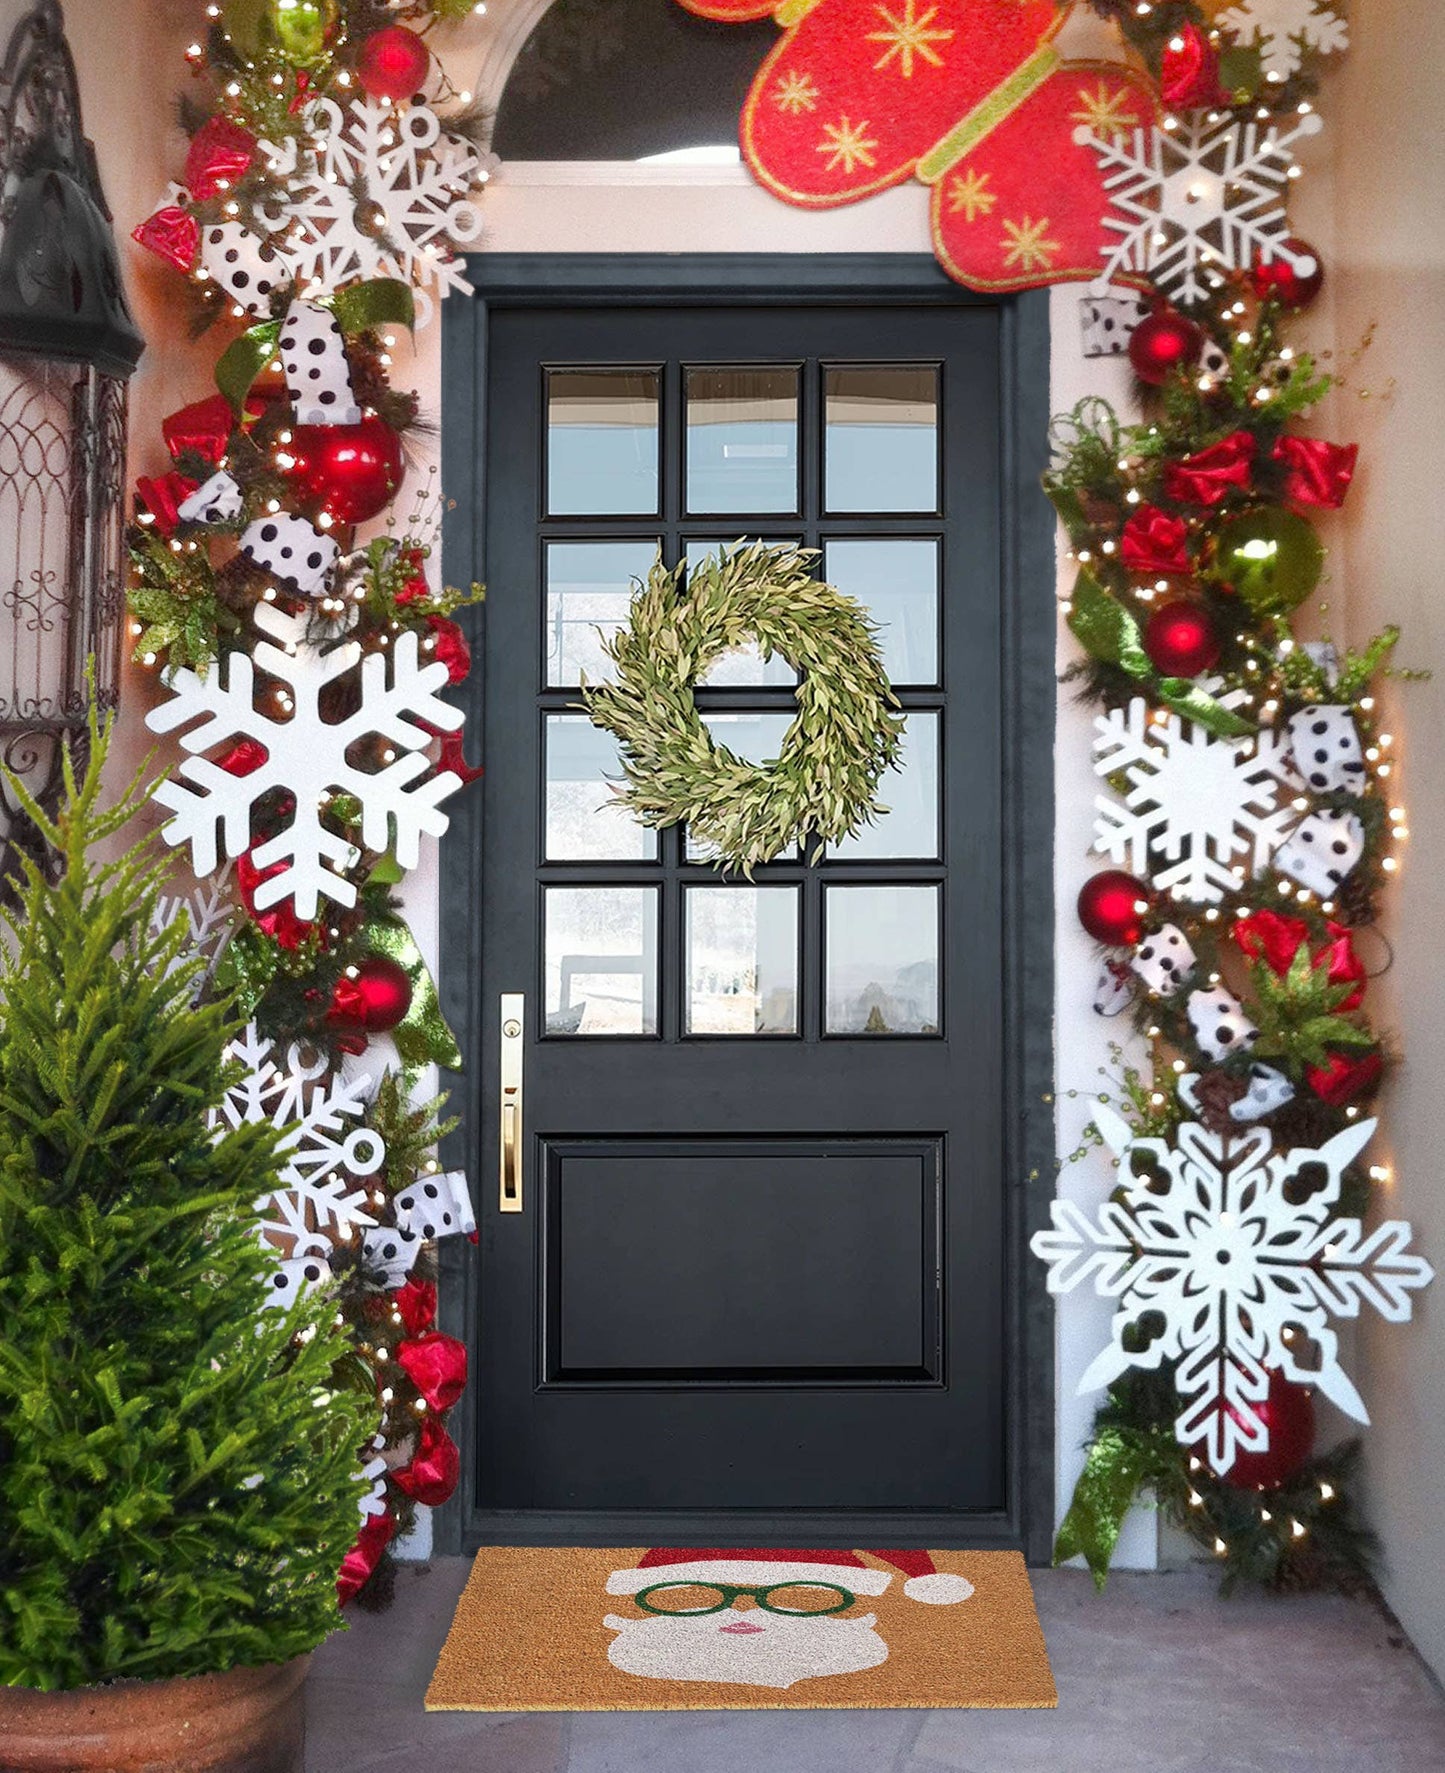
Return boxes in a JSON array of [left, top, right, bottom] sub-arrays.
[[602, 1610, 889, 1689]]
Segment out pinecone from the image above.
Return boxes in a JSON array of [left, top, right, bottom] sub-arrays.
[[1192, 1068, 1249, 1137]]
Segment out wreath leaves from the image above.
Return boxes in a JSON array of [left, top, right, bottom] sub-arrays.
[[581, 543, 905, 874]]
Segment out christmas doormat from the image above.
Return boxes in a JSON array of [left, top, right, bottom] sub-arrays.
[[425, 1547, 1056, 1711]]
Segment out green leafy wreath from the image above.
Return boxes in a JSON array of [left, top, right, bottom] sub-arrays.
[[582, 544, 905, 873]]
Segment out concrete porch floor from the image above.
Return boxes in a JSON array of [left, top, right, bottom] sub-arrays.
[[306, 1557, 1445, 1772]]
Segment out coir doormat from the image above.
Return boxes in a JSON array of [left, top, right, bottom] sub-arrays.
[[425, 1546, 1056, 1711]]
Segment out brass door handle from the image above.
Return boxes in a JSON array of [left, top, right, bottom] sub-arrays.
[[499, 994, 524, 1213]]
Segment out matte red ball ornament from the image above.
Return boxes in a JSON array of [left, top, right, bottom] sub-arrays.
[[1249, 238, 1324, 311], [350, 954, 413, 1033], [356, 25, 431, 100], [1077, 870, 1152, 947], [1143, 600, 1221, 678], [1128, 309, 1203, 386], [1219, 1371, 1316, 1490], [287, 416, 404, 526]]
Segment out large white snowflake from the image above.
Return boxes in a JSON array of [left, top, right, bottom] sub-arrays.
[[1032, 1101, 1433, 1475], [1093, 695, 1298, 905], [145, 604, 464, 920], [1077, 112, 1324, 306], [261, 97, 485, 325], [215, 1024, 383, 1254], [1218, 0, 1349, 82]]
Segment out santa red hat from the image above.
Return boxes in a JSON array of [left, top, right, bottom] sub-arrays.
[[606, 1548, 973, 1605]]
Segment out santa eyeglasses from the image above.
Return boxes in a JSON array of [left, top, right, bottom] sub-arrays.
[[634, 1581, 854, 1618]]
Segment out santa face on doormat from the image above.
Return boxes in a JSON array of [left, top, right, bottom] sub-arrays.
[[603, 1548, 973, 1689]]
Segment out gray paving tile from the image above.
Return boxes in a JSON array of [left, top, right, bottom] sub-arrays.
[[303, 1559, 1445, 1773], [564, 1707, 916, 1773]]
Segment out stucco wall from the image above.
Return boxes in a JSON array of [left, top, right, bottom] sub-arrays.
[[1331, 1, 1445, 1684], [70, 0, 1433, 1603]]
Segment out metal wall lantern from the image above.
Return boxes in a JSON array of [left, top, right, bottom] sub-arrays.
[[0, 0, 143, 889]]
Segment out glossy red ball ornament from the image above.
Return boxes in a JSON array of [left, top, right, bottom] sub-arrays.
[[1077, 870, 1152, 947], [351, 954, 413, 1033], [287, 416, 404, 526], [1219, 1371, 1316, 1490], [356, 25, 431, 101], [1143, 600, 1221, 678], [1128, 309, 1203, 386], [1249, 238, 1324, 311]]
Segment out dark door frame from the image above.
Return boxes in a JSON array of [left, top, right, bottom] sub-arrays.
[[434, 253, 1057, 1563]]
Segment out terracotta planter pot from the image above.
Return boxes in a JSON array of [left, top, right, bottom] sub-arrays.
[[0, 1654, 310, 1773]]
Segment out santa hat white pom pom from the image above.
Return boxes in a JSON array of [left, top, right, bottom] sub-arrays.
[[903, 1572, 974, 1605]]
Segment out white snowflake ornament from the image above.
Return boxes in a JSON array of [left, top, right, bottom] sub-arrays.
[[1218, 0, 1349, 82], [1032, 1102, 1433, 1475], [145, 603, 464, 919], [261, 97, 484, 326], [214, 1024, 384, 1254], [1078, 112, 1324, 307], [1093, 695, 1299, 905]]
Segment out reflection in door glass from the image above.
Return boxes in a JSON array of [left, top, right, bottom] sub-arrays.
[[544, 887, 659, 1035], [685, 366, 799, 515], [823, 538, 939, 685], [547, 368, 660, 516], [824, 365, 939, 513], [829, 713, 939, 861], [825, 885, 940, 1034], [545, 539, 658, 685], [686, 887, 799, 1034], [544, 716, 656, 861], [685, 540, 796, 686]]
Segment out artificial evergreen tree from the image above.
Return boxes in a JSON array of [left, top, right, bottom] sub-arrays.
[[0, 717, 380, 1691]]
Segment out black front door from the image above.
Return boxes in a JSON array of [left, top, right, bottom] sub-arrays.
[[441, 258, 1053, 1550]]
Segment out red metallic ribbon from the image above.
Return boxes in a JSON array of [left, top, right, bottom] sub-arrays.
[[132, 206, 200, 273], [1272, 435, 1359, 510], [1163, 431, 1256, 507], [1120, 505, 1192, 578], [135, 472, 198, 537], [396, 1331, 468, 1412], [184, 115, 257, 202], [1306, 1049, 1383, 1105], [391, 1416, 461, 1507], [1232, 909, 1366, 1010], [393, 1277, 438, 1336], [337, 1511, 395, 1605], [1160, 25, 1228, 110], [162, 394, 237, 467]]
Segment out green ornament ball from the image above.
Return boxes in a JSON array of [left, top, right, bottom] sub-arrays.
[[267, 0, 339, 64], [1210, 507, 1324, 614]]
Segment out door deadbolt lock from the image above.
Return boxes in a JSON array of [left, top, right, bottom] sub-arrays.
[[502, 1018, 521, 1039]]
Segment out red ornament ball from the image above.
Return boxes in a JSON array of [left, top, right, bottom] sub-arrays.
[[353, 954, 414, 1032], [287, 416, 405, 526], [1077, 870, 1152, 947], [356, 25, 431, 101], [1128, 309, 1203, 386], [1249, 238, 1324, 311], [1219, 1371, 1317, 1490], [1143, 600, 1221, 678]]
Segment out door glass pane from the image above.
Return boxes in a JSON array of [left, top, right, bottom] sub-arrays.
[[544, 716, 655, 861], [547, 368, 660, 516], [686, 713, 798, 862], [685, 366, 799, 515], [823, 538, 939, 685], [825, 365, 939, 513], [830, 713, 939, 861], [545, 540, 657, 686], [825, 885, 940, 1035], [685, 540, 797, 687], [685, 887, 799, 1035], [544, 887, 659, 1036]]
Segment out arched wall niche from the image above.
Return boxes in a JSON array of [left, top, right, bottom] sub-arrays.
[[472, 0, 773, 161]]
